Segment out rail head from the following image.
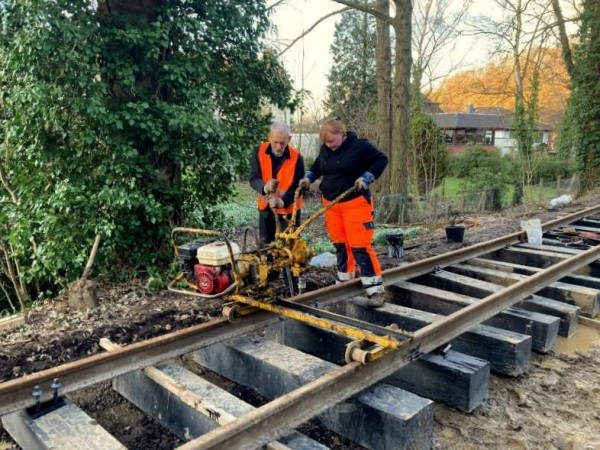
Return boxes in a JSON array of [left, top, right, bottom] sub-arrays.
[[3, 203, 600, 421]]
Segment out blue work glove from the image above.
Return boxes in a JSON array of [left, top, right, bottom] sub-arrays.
[[299, 178, 311, 190], [354, 171, 375, 191], [299, 171, 316, 190]]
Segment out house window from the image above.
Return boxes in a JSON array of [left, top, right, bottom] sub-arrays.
[[455, 129, 466, 144], [465, 128, 476, 142], [465, 128, 486, 144], [535, 132, 544, 143], [484, 130, 493, 145]]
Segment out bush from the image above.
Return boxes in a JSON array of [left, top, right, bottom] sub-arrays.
[[532, 154, 576, 183], [451, 144, 516, 210], [410, 113, 449, 195], [452, 144, 515, 179]]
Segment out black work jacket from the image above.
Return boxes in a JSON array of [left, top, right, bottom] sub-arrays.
[[309, 132, 388, 201]]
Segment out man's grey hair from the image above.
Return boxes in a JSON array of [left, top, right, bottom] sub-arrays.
[[270, 121, 291, 136]]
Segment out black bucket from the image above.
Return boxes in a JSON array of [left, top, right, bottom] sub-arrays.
[[445, 226, 465, 243], [386, 232, 404, 258]]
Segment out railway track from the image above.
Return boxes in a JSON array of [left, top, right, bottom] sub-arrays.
[[2, 204, 600, 449]]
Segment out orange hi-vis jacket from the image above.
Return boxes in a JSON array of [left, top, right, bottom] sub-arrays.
[[257, 142, 303, 215]]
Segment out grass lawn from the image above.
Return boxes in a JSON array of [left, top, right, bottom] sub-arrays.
[[434, 177, 565, 206]]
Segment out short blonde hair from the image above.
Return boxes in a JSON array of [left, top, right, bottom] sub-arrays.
[[319, 118, 347, 142]]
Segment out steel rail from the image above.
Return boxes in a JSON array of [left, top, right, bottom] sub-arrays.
[[0, 313, 281, 416], [99, 339, 294, 450], [297, 203, 600, 306], [179, 242, 600, 450], [2, 204, 599, 418]]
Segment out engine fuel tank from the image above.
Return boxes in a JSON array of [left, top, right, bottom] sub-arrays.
[[196, 241, 240, 266]]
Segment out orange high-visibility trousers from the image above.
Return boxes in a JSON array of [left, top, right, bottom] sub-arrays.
[[323, 195, 381, 279]]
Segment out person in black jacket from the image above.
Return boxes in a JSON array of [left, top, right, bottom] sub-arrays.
[[300, 119, 388, 307]]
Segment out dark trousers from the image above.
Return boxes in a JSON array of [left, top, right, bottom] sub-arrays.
[[258, 209, 302, 247]]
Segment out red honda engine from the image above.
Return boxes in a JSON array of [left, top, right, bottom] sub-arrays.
[[190, 241, 240, 295], [194, 264, 232, 295]]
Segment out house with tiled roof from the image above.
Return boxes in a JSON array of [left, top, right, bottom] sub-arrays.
[[429, 105, 553, 154]]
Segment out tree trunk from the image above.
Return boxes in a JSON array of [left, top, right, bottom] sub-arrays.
[[410, 66, 424, 198], [375, 0, 392, 193], [575, 0, 600, 194], [391, 0, 412, 224], [97, 0, 182, 225], [551, 0, 575, 79]]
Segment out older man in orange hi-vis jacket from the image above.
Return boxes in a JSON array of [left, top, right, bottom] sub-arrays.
[[249, 122, 305, 247]]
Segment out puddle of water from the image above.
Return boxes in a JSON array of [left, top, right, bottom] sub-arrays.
[[440, 427, 456, 439], [553, 324, 600, 355], [534, 358, 570, 371]]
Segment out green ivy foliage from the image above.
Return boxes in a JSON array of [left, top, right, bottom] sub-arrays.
[[569, 0, 600, 193], [0, 0, 294, 303]]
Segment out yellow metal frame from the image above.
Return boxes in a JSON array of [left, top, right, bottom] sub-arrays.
[[229, 294, 411, 363], [169, 186, 411, 363]]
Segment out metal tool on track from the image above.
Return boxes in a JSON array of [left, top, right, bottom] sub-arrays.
[[168, 186, 413, 363]]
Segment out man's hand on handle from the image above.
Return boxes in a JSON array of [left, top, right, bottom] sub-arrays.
[[264, 179, 279, 194], [268, 196, 284, 209]]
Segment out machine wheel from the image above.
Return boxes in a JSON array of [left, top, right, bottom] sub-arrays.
[[345, 340, 369, 365], [222, 304, 241, 323]]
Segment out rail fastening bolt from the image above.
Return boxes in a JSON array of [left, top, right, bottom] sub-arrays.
[[32, 385, 42, 412], [51, 378, 61, 403]]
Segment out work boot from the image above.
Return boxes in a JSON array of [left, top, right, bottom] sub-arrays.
[[336, 271, 353, 285], [361, 276, 386, 308]]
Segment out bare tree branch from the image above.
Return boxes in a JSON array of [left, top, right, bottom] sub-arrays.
[[0, 242, 28, 310], [276, 7, 350, 57], [0, 163, 17, 205], [331, 0, 391, 23], [0, 266, 17, 313], [412, 0, 473, 92], [0, 137, 18, 205], [267, 0, 289, 12]]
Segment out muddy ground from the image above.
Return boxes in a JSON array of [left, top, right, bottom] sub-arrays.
[[1, 193, 600, 450]]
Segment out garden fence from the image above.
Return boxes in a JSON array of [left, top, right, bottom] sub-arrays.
[[375, 175, 580, 226]]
